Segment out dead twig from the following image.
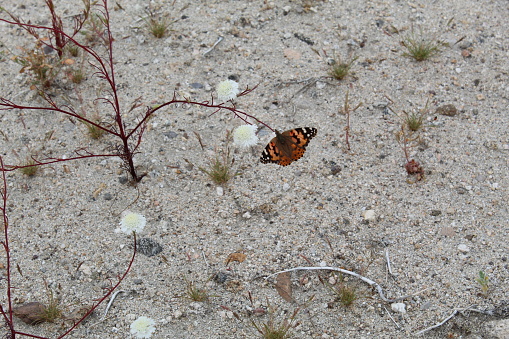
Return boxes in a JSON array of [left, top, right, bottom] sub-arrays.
[[384, 305, 401, 329], [385, 249, 395, 276], [415, 309, 459, 335], [203, 36, 224, 56], [265, 266, 421, 303], [415, 304, 509, 335]]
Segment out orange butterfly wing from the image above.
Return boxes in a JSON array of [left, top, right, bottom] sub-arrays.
[[260, 127, 317, 166]]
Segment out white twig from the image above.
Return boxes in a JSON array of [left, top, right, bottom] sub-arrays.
[[203, 36, 224, 56], [86, 290, 126, 334], [414, 310, 458, 335], [101, 290, 125, 320], [202, 250, 209, 267], [385, 249, 395, 276], [415, 305, 486, 335], [384, 305, 401, 329], [265, 266, 415, 303]]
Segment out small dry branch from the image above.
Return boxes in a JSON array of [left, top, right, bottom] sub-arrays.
[[266, 266, 420, 303]]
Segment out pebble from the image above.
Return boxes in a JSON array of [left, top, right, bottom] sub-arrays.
[[136, 238, 163, 257], [458, 244, 470, 253], [190, 82, 204, 89], [436, 104, 458, 117], [439, 227, 455, 237], [163, 131, 178, 139], [79, 264, 92, 276], [391, 303, 406, 314], [216, 186, 224, 196], [362, 209, 376, 222]]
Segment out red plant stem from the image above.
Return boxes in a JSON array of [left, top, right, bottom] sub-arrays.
[[0, 0, 273, 182], [0, 156, 138, 338], [56, 232, 138, 339], [0, 157, 14, 333]]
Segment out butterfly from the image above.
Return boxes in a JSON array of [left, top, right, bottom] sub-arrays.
[[260, 127, 317, 166]]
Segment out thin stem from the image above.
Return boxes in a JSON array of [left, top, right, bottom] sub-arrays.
[[0, 157, 14, 332], [56, 233, 138, 338]]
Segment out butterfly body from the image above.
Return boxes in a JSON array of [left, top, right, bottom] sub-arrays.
[[260, 127, 317, 166]]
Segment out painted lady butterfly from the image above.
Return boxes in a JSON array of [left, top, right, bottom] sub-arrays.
[[260, 127, 317, 166]]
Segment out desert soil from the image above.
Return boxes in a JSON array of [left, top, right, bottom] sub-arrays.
[[1, 0, 509, 338]]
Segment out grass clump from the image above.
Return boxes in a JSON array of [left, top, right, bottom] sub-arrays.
[[251, 305, 300, 339], [185, 280, 210, 302], [199, 147, 237, 185], [20, 158, 39, 176], [69, 68, 85, 84], [328, 56, 358, 80], [326, 274, 358, 307], [404, 111, 425, 132], [83, 120, 105, 139], [40, 289, 63, 323], [401, 30, 442, 61], [336, 284, 357, 306], [144, 10, 173, 39]]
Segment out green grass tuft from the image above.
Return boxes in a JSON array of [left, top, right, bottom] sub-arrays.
[[328, 56, 357, 80], [401, 31, 442, 61]]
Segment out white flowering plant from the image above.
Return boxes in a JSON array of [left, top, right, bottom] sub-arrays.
[[233, 125, 259, 147], [130, 316, 156, 338], [216, 79, 240, 102], [120, 212, 147, 234]]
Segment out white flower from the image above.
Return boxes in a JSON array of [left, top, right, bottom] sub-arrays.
[[120, 212, 146, 234], [233, 125, 258, 147], [130, 316, 156, 338], [216, 80, 240, 102]]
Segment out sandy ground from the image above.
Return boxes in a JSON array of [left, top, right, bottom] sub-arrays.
[[1, 0, 509, 338]]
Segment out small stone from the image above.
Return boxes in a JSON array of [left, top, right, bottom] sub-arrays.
[[79, 264, 92, 276], [362, 209, 376, 222], [456, 187, 468, 194], [284, 48, 301, 60], [430, 210, 442, 216], [282, 183, 290, 191], [330, 164, 341, 175], [173, 310, 184, 319], [475, 175, 486, 182], [439, 227, 455, 237], [420, 301, 432, 311], [213, 271, 229, 284], [446, 208, 456, 215], [461, 49, 471, 58], [316, 81, 326, 89], [136, 238, 163, 257], [391, 302, 406, 314], [242, 211, 251, 219], [163, 131, 178, 139], [458, 244, 469, 253], [189, 82, 204, 89], [436, 104, 458, 117], [282, 6, 291, 15], [216, 186, 224, 196]]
